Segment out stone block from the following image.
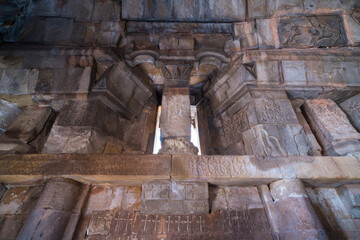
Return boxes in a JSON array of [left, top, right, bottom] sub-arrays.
[[0, 214, 27, 239], [256, 18, 279, 48], [0, 100, 21, 135], [206, 0, 246, 22], [256, 61, 280, 83], [2, 106, 51, 143], [42, 126, 108, 154], [312, 187, 352, 220], [233, 21, 258, 49], [17, 16, 46, 43], [0, 139, 36, 154], [0, 186, 42, 215], [337, 184, 360, 218], [88, 211, 112, 235], [172, 155, 281, 183], [141, 181, 209, 214], [160, 90, 191, 139], [92, 0, 121, 21], [253, 98, 299, 125], [242, 124, 312, 157], [43, 18, 74, 44], [35, 178, 81, 212], [340, 94, 360, 132], [0, 154, 172, 183], [282, 61, 307, 85], [278, 16, 347, 48], [31, 0, 61, 17], [0, 69, 38, 94], [122, 0, 245, 22], [210, 186, 263, 211], [303, 99, 360, 155], [0, 56, 23, 68], [29, 209, 72, 239], [85, 186, 124, 213], [159, 37, 194, 51], [343, 15, 360, 46], [60, 0, 93, 20], [270, 179, 326, 234]]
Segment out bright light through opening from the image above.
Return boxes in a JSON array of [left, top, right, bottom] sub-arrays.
[[153, 106, 201, 155]]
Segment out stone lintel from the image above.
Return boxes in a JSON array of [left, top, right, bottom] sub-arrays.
[[0, 154, 359, 186], [0, 154, 171, 184]]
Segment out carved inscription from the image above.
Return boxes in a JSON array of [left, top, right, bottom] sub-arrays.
[[87, 209, 272, 239], [256, 99, 294, 124], [279, 16, 346, 48], [222, 107, 249, 145]]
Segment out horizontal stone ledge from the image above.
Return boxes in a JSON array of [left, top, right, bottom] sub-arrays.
[[0, 154, 171, 184], [0, 154, 359, 186], [172, 155, 360, 187]]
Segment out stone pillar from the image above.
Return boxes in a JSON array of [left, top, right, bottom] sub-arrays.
[[303, 99, 360, 156], [269, 179, 328, 239], [17, 178, 82, 240], [158, 65, 198, 155]]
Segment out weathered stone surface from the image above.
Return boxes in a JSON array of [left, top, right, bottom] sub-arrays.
[[343, 14, 360, 46], [0, 69, 39, 94], [308, 186, 360, 238], [42, 126, 108, 154], [270, 179, 327, 238], [304, 99, 360, 156], [242, 124, 313, 157], [337, 184, 360, 218], [141, 181, 208, 214], [160, 88, 191, 140], [91, 61, 153, 120], [17, 178, 81, 240], [279, 16, 347, 48], [256, 18, 279, 48], [85, 209, 273, 239], [233, 21, 258, 50], [0, 99, 21, 136], [209, 186, 263, 211], [158, 138, 199, 155], [340, 93, 360, 132], [0, 154, 171, 183], [122, 0, 246, 22], [172, 155, 281, 183], [248, 0, 357, 19], [85, 185, 141, 214], [0, 186, 42, 215], [259, 185, 282, 238], [2, 106, 51, 143]]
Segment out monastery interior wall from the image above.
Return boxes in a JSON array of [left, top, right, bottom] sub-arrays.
[[0, 0, 360, 239]]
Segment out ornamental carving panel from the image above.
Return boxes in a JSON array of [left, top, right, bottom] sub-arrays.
[[279, 16, 346, 48], [222, 107, 249, 145]]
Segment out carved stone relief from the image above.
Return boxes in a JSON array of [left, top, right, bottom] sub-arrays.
[[255, 99, 298, 125], [87, 209, 272, 238], [222, 107, 249, 145], [279, 16, 347, 48]]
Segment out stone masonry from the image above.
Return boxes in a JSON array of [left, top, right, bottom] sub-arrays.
[[0, 0, 360, 239]]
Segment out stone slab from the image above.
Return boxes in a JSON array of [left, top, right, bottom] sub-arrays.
[[0, 154, 171, 184], [0, 154, 359, 186]]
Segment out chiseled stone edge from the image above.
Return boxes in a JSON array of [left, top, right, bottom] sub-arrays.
[[0, 154, 359, 186]]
